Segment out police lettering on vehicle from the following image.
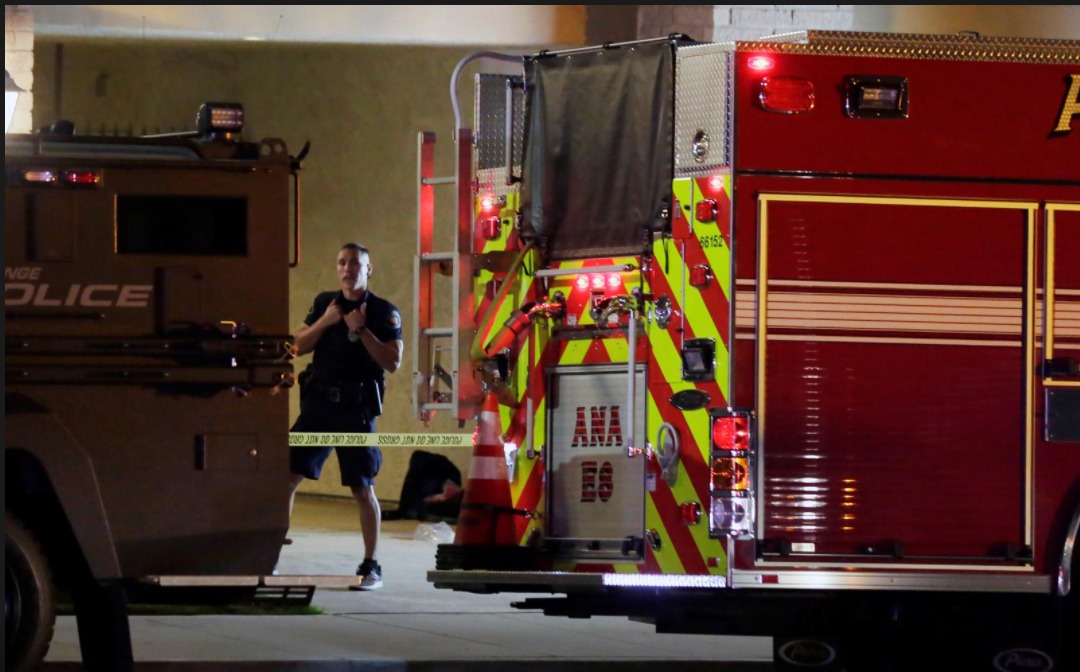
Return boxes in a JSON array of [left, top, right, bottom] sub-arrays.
[[5, 279, 152, 308]]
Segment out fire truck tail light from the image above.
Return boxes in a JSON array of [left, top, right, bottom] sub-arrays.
[[748, 55, 774, 71], [709, 408, 756, 538], [711, 456, 750, 491], [712, 414, 750, 451], [590, 275, 605, 290], [606, 273, 620, 288], [711, 494, 754, 536], [480, 195, 496, 211], [62, 170, 101, 185], [22, 170, 56, 183], [574, 274, 590, 291], [759, 77, 815, 114]]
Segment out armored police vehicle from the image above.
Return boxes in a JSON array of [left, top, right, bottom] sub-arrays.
[[5, 104, 302, 672]]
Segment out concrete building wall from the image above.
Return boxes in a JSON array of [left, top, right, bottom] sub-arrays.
[[5, 4, 34, 132], [636, 5, 855, 42]]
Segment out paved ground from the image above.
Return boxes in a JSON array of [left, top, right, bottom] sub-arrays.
[[41, 495, 774, 671]]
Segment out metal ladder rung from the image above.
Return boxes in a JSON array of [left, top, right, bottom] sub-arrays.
[[421, 252, 456, 262], [421, 176, 455, 186], [420, 402, 454, 411], [414, 129, 480, 424]]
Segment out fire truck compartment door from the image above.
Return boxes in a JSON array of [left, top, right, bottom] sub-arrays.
[[547, 365, 646, 559], [1044, 203, 1080, 441], [755, 192, 1037, 560]]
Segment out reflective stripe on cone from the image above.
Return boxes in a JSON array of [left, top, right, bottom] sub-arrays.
[[454, 391, 518, 546]]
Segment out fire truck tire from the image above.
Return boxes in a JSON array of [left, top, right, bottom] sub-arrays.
[[772, 636, 844, 672], [5, 511, 57, 672], [1064, 554, 1080, 670]]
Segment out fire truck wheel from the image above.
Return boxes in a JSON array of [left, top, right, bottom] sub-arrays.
[[1065, 554, 1080, 670], [772, 636, 844, 672], [5, 511, 57, 672]]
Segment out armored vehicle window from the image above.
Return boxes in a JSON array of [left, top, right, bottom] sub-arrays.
[[116, 195, 247, 255]]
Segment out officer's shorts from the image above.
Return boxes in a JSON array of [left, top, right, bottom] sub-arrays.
[[290, 403, 382, 488]]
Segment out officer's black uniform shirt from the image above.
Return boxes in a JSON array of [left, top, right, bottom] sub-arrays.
[[302, 289, 402, 386]]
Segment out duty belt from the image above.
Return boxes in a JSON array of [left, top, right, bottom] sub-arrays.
[[308, 379, 370, 406]]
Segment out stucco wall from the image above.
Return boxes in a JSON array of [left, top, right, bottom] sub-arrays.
[[5, 4, 34, 132]]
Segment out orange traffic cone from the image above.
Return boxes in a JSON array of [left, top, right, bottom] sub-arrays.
[[454, 391, 518, 546]]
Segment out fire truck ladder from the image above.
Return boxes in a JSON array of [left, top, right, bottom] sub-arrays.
[[413, 130, 480, 425]]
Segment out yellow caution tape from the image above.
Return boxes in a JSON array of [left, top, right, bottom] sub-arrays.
[[289, 432, 474, 448]]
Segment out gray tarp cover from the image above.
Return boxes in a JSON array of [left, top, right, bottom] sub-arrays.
[[520, 40, 676, 260]]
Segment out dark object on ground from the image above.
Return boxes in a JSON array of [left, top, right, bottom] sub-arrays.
[[383, 450, 463, 523]]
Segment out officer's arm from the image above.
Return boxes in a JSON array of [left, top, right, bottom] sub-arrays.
[[293, 300, 343, 355], [293, 319, 333, 356], [292, 323, 319, 356], [357, 331, 403, 373]]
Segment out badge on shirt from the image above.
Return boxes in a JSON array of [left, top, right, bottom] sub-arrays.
[[388, 311, 401, 328]]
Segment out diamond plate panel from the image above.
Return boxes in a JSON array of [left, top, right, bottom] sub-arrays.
[[675, 42, 734, 177], [474, 73, 525, 193], [737, 33, 1080, 65]]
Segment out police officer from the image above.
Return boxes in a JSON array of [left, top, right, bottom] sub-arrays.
[[288, 242, 403, 590]]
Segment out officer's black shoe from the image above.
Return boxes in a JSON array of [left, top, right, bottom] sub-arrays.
[[350, 558, 382, 591]]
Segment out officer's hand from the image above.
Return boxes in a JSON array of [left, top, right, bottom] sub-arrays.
[[344, 303, 368, 332], [320, 300, 344, 326]]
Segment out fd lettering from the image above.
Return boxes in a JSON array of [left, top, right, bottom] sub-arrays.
[[1054, 74, 1080, 134], [581, 460, 614, 503], [571, 405, 624, 448]]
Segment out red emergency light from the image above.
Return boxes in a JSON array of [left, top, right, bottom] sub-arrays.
[[689, 264, 712, 288], [62, 170, 101, 185], [747, 55, 774, 71], [479, 215, 501, 240], [759, 76, 815, 114], [574, 272, 622, 291], [679, 501, 703, 525], [695, 199, 718, 223]]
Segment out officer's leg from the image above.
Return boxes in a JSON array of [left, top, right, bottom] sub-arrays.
[[352, 484, 381, 560]]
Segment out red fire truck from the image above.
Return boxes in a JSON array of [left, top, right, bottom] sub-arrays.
[[415, 31, 1080, 671]]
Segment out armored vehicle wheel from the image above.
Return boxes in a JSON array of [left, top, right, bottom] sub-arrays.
[[5, 511, 56, 672]]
